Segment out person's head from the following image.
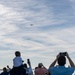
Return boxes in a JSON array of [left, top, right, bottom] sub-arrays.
[[35, 67, 38, 69], [57, 55, 66, 66], [3, 67, 7, 72], [15, 51, 21, 57], [38, 63, 43, 68], [23, 63, 27, 68]]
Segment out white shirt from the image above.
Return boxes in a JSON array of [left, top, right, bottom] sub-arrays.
[[13, 56, 23, 67]]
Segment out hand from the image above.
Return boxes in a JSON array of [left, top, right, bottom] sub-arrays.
[[7, 65, 9, 68], [66, 52, 69, 58], [27, 59, 31, 66], [56, 54, 60, 60]]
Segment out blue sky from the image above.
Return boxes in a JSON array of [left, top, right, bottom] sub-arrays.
[[0, 0, 75, 69]]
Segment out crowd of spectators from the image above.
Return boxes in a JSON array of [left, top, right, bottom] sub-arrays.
[[0, 51, 75, 75]]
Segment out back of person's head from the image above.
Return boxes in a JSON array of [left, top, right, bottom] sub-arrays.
[[38, 63, 43, 68], [23, 63, 27, 68], [3, 67, 7, 72], [15, 51, 21, 56], [58, 55, 66, 66]]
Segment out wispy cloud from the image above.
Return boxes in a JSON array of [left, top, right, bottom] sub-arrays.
[[0, 0, 75, 69]]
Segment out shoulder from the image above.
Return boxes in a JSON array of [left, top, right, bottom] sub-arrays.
[[65, 67, 75, 74], [13, 57, 17, 60], [49, 66, 58, 69], [48, 66, 60, 72], [35, 68, 40, 71], [67, 67, 75, 71], [14, 57, 21, 59]]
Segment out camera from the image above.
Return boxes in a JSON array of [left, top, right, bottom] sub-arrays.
[[27, 59, 30, 64], [59, 52, 67, 56]]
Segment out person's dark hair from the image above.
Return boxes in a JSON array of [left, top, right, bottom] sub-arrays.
[[15, 51, 21, 56], [23, 63, 27, 68], [3, 67, 7, 72], [58, 55, 66, 66], [38, 63, 43, 68]]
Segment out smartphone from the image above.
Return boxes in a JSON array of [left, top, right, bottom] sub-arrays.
[[59, 52, 67, 56], [27, 59, 30, 64]]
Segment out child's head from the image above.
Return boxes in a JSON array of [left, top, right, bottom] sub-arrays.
[[15, 51, 21, 56]]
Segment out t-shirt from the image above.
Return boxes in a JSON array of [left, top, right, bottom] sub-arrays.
[[28, 66, 33, 75], [13, 56, 23, 67], [48, 66, 75, 75], [35, 67, 48, 75]]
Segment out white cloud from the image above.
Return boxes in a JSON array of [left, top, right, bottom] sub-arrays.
[[0, 0, 75, 69], [69, 0, 75, 14]]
